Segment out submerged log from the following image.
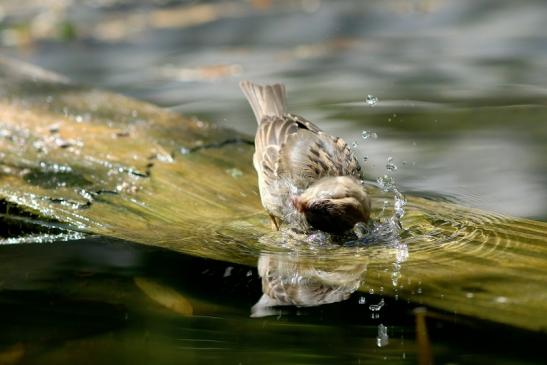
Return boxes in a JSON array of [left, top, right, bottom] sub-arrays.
[[1, 57, 546, 331]]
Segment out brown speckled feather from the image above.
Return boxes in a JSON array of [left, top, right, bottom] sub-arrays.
[[240, 81, 364, 222], [254, 113, 362, 218]]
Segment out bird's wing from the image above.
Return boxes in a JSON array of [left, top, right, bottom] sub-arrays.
[[254, 113, 362, 214], [275, 115, 362, 187], [254, 114, 327, 183], [254, 115, 299, 180], [284, 113, 323, 133]]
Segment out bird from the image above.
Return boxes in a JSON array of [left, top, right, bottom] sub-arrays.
[[240, 81, 371, 234]]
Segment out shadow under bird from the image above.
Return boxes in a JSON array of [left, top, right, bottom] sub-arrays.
[[240, 81, 371, 234]]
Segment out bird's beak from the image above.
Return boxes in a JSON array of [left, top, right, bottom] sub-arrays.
[[292, 196, 306, 212]]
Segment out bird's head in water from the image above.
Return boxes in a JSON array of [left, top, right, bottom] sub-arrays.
[[292, 176, 371, 234]]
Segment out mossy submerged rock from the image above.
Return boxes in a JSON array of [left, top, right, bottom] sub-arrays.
[[0, 57, 546, 331]]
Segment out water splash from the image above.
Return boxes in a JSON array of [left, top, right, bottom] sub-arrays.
[[369, 298, 385, 311], [0, 232, 86, 245], [361, 130, 378, 140], [365, 95, 378, 106], [376, 324, 389, 347], [385, 157, 397, 171]]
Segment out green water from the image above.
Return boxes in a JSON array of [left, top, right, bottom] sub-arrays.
[[0, 237, 545, 365], [1, 1, 547, 364]]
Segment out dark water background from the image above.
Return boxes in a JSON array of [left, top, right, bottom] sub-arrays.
[[1, 236, 545, 365], [1, 1, 546, 364]]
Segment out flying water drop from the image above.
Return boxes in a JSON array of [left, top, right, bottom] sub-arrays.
[[369, 298, 385, 312], [377, 175, 396, 192], [365, 94, 378, 106], [376, 324, 389, 347], [361, 130, 378, 140], [386, 157, 397, 171]]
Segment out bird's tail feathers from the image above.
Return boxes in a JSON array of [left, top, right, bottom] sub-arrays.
[[240, 81, 286, 123]]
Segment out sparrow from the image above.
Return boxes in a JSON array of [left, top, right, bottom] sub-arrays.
[[240, 81, 371, 234]]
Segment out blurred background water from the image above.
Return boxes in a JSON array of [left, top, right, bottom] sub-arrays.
[[1, 0, 545, 220], [1, 1, 547, 364]]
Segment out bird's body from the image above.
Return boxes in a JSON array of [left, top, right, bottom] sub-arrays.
[[240, 81, 371, 233]]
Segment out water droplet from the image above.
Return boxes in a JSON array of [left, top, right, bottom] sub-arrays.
[[226, 168, 243, 178], [377, 175, 395, 192], [156, 153, 174, 163], [376, 324, 389, 347], [365, 94, 378, 106], [180, 147, 190, 155], [361, 130, 378, 140], [307, 231, 330, 245], [466, 292, 474, 299], [394, 193, 406, 219], [38, 162, 72, 173], [0, 232, 86, 245], [223, 266, 233, 277], [78, 189, 94, 201], [351, 141, 358, 148], [358, 296, 366, 305], [369, 298, 384, 311], [386, 157, 397, 171], [495, 296, 509, 304], [395, 242, 408, 263], [391, 271, 401, 286]]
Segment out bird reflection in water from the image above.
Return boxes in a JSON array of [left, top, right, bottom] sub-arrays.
[[251, 252, 368, 317]]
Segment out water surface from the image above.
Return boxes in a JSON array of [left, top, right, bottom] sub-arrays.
[[2, 0, 545, 219], [1, 237, 545, 365]]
